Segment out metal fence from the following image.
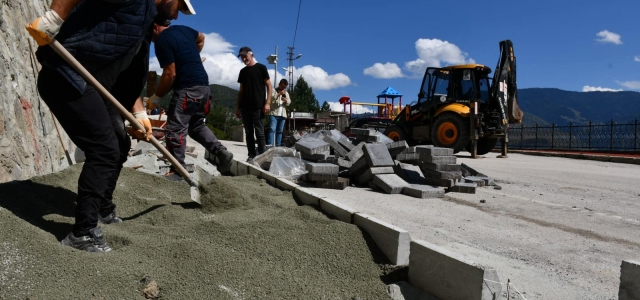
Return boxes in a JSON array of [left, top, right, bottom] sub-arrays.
[[508, 119, 640, 152]]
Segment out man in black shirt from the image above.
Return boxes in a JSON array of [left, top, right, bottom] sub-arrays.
[[235, 46, 272, 161]]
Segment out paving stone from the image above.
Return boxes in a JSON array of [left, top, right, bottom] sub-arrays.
[[387, 140, 409, 157], [368, 180, 379, 191], [300, 151, 330, 161], [424, 155, 457, 165], [346, 142, 366, 162], [363, 143, 395, 168], [305, 163, 339, 175], [358, 167, 395, 185], [448, 182, 477, 193], [294, 138, 330, 155], [415, 146, 453, 156], [350, 128, 375, 136], [460, 163, 488, 177], [159, 163, 195, 174], [423, 169, 463, 180], [358, 134, 380, 143], [130, 149, 143, 156], [318, 156, 338, 164], [315, 177, 349, 190], [424, 177, 455, 188], [373, 174, 410, 194], [374, 131, 394, 144], [394, 162, 425, 184], [338, 137, 355, 151], [337, 157, 353, 169], [323, 135, 349, 157], [421, 162, 461, 172], [464, 176, 486, 187], [396, 153, 422, 163], [402, 185, 445, 199], [348, 156, 368, 176], [307, 173, 339, 182]]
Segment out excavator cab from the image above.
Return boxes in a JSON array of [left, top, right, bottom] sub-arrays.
[[386, 40, 523, 156]]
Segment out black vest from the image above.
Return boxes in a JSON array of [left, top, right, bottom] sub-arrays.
[[36, 0, 157, 93]]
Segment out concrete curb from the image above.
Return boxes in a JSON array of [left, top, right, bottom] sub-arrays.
[[319, 198, 357, 223], [619, 260, 640, 300], [507, 150, 640, 165], [354, 213, 411, 265], [408, 240, 502, 300]]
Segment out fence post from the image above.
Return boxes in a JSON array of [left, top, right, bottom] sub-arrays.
[[535, 122, 538, 149], [569, 121, 573, 150], [588, 121, 592, 150], [635, 118, 638, 152], [610, 119, 614, 152], [520, 124, 524, 148], [551, 123, 555, 149]]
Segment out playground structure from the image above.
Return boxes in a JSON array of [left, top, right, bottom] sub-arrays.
[[339, 86, 404, 121]]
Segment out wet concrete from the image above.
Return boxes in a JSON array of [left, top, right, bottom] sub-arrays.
[[0, 165, 391, 299]]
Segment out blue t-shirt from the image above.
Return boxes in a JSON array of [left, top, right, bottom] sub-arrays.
[[154, 25, 208, 90]]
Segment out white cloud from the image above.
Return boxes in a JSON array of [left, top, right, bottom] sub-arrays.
[[634, 56, 640, 62], [404, 38, 475, 75], [582, 85, 623, 92], [151, 32, 346, 91], [595, 30, 622, 45], [363, 62, 404, 79], [617, 81, 640, 90], [285, 65, 352, 90], [327, 101, 375, 114]]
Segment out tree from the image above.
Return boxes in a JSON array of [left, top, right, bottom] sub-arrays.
[[320, 101, 331, 112], [205, 100, 242, 140], [290, 76, 320, 113]]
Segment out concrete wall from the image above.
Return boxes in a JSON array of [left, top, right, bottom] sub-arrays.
[[0, 0, 74, 183]]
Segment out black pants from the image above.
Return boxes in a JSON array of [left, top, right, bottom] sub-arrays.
[[37, 62, 142, 236], [241, 109, 266, 157], [165, 86, 226, 168]]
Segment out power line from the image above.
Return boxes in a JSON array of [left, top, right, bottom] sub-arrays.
[[292, 0, 302, 48]]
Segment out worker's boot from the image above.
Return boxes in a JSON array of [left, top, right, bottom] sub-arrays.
[[215, 149, 234, 174], [60, 227, 112, 253], [99, 210, 123, 224]]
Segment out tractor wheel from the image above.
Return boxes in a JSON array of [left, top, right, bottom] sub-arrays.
[[466, 138, 498, 155], [430, 112, 470, 153], [386, 125, 407, 142]]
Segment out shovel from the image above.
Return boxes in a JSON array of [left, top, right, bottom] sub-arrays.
[[48, 39, 211, 204]]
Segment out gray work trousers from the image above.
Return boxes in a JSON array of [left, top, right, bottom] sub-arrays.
[[165, 85, 226, 169]]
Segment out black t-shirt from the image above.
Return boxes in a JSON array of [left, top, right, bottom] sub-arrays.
[[237, 63, 269, 110], [155, 25, 208, 89]]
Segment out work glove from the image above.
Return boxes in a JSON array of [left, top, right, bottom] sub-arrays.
[[132, 111, 152, 141], [26, 10, 64, 46], [146, 94, 162, 110]]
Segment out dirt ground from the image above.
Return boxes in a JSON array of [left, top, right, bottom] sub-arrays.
[[0, 165, 394, 299]]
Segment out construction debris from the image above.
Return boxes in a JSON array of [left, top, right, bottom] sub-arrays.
[[248, 129, 496, 197]]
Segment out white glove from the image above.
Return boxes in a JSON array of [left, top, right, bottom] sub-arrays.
[[132, 111, 152, 141], [26, 10, 64, 46]]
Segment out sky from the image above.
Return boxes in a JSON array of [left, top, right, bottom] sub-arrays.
[[150, 0, 640, 113]]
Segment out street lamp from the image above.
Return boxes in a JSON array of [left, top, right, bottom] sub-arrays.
[[266, 46, 278, 89]]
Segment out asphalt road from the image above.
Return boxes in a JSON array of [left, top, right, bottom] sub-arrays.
[[221, 140, 640, 299]]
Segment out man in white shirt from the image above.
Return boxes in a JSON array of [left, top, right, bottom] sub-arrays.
[[266, 79, 290, 146]]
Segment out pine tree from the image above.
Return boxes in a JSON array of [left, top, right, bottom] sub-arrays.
[[290, 76, 320, 113], [320, 101, 331, 112]]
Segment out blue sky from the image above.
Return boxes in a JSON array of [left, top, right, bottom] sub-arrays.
[[150, 0, 640, 113]]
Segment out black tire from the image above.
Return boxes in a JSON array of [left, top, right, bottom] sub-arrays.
[[430, 112, 470, 153], [386, 125, 407, 142], [466, 138, 498, 155]]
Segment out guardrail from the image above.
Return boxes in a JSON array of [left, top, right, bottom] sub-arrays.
[[508, 118, 640, 152]]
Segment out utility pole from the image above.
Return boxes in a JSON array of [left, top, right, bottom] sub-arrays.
[[286, 46, 302, 93]]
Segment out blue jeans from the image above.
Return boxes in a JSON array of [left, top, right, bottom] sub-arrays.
[[267, 115, 286, 146]]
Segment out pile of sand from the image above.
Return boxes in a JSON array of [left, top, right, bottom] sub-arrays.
[[0, 165, 392, 299]]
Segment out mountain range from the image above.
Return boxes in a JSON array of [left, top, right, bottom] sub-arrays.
[[207, 85, 640, 126]]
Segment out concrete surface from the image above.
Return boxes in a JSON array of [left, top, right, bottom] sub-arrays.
[[220, 140, 640, 299]]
